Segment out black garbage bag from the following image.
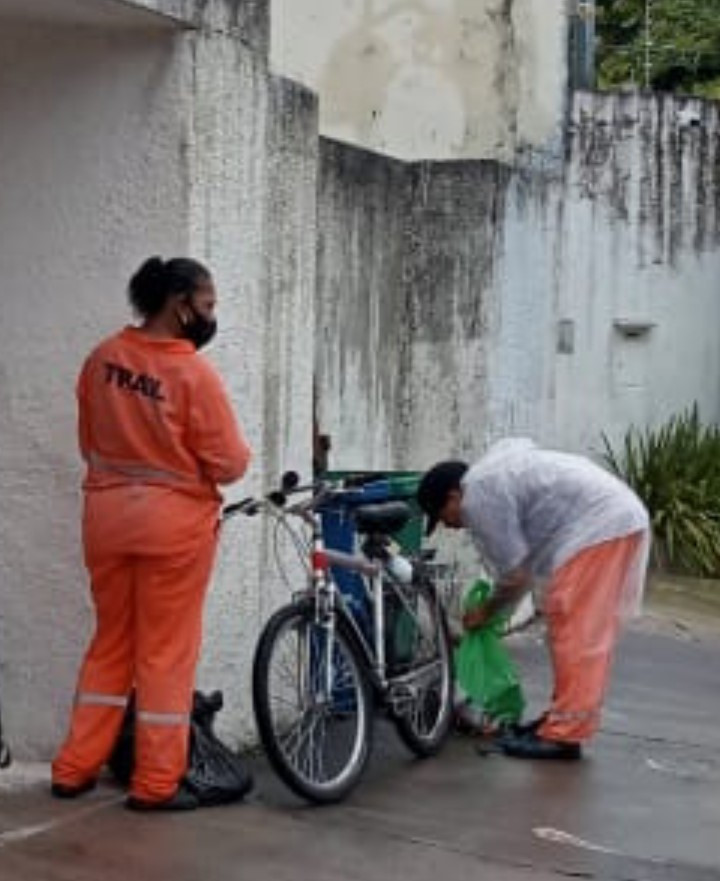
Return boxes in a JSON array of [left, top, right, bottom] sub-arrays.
[[108, 689, 253, 805], [184, 691, 253, 805], [0, 709, 11, 769]]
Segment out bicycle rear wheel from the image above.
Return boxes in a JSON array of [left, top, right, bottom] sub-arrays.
[[389, 582, 454, 757], [252, 602, 373, 804]]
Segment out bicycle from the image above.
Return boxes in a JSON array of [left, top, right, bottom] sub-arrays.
[[222, 472, 454, 804]]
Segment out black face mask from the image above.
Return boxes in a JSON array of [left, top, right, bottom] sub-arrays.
[[182, 304, 217, 350]]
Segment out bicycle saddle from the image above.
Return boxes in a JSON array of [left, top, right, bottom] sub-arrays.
[[354, 501, 411, 536]]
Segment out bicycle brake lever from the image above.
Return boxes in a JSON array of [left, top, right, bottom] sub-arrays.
[[222, 497, 253, 517]]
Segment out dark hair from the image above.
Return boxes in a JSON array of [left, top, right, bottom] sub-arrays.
[[128, 256, 211, 318], [417, 460, 469, 536]]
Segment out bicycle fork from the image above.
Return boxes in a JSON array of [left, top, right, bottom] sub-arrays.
[[312, 541, 386, 696], [307, 534, 333, 703]]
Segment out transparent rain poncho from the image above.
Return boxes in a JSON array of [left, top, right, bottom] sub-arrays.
[[461, 439, 650, 620]]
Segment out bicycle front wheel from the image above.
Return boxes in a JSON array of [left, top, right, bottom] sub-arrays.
[[252, 602, 373, 804]]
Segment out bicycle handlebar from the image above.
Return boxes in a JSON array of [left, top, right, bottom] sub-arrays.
[[221, 475, 339, 523], [221, 471, 408, 524]]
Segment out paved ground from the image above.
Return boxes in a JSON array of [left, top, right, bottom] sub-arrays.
[[1, 598, 719, 881]]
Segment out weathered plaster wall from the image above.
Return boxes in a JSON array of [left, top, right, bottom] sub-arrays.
[[0, 8, 315, 756], [315, 142, 408, 467], [316, 146, 517, 468], [271, 0, 567, 161], [185, 28, 317, 744], [549, 91, 720, 453], [316, 92, 720, 477]]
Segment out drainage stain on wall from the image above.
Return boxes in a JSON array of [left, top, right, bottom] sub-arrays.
[[570, 92, 720, 269]]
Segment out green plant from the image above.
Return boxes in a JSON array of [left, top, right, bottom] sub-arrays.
[[596, 0, 720, 97], [602, 406, 720, 576]]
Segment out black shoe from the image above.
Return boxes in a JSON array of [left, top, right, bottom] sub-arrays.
[[510, 713, 548, 737], [125, 783, 199, 812], [51, 779, 97, 799], [502, 731, 582, 761]]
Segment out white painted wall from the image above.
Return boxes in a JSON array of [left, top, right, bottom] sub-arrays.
[[0, 9, 315, 757], [0, 21, 188, 757], [271, 0, 567, 161]]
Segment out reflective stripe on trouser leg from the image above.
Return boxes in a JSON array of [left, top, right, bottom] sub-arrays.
[[76, 692, 129, 708], [137, 711, 191, 726], [131, 537, 217, 802], [538, 533, 643, 743], [52, 556, 136, 787]]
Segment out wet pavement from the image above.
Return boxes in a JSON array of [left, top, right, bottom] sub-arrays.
[[1, 624, 719, 881]]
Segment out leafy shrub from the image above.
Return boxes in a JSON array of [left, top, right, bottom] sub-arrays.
[[602, 406, 720, 576]]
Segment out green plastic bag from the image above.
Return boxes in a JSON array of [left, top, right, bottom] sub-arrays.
[[454, 579, 525, 724]]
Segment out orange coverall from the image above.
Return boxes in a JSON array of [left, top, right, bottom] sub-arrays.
[[538, 532, 644, 743], [52, 327, 251, 802]]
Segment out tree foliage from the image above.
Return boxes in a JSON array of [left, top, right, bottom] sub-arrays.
[[596, 0, 720, 97]]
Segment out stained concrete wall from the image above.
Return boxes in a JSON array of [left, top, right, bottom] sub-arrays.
[[0, 2, 315, 756], [549, 91, 720, 453], [316, 144, 514, 467], [184, 29, 317, 744], [316, 91, 720, 476], [271, 0, 567, 162], [119, 0, 270, 50], [316, 143, 408, 467]]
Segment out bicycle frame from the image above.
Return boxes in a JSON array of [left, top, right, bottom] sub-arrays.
[[298, 493, 392, 695]]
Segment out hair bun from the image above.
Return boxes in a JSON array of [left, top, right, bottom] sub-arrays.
[[128, 256, 167, 317], [127, 255, 211, 319]]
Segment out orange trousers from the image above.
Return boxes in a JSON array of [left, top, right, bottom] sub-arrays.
[[538, 532, 644, 744], [52, 537, 216, 801]]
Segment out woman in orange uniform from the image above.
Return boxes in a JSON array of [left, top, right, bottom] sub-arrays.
[[52, 257, 252, 811]]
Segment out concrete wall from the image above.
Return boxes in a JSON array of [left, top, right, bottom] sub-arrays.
[[271, 0, 568, 161], [116, 0, 270, 49], [316, 91, 720, 477], [0, 1, 315, 756], [316, 144, 515, 467], [550, 91, 720, 453], [315, 143, 409, 467], [184, 28, 317, 744]]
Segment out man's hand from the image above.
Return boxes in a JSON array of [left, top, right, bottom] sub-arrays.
[[462, 604, 491, 631], [462, 567, 531, 632]]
